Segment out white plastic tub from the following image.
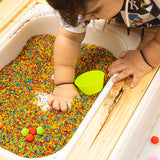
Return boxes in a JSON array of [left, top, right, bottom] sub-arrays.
[[0, 4, 141, 160]]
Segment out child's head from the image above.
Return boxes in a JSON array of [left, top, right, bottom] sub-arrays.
[[46, 0, 122, 27], [46, 0, 92, 27]]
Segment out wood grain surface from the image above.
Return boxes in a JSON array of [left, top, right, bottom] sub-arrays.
[[0, 0, 38, 39]]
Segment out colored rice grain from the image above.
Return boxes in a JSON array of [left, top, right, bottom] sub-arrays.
[[0, 34, 116, 158]]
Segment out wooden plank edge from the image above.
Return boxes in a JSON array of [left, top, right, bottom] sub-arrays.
[[0, 0, 40, 39]]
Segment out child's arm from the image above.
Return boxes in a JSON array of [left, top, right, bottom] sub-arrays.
[[47, 25, 85, 112], [109, 28, 160, 87], [142, 28, 160, 68]]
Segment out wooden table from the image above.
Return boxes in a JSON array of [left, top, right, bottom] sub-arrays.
[[0, 0, 159, 159], [0, 0, 39, 39]]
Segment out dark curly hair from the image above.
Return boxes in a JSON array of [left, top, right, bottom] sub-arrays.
[[46, 0, 92, 27]]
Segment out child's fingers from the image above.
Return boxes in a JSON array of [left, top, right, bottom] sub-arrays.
[[52, 100, 60, 111], [47, 96, 54, 106], [130, 78, 138, 88], [109, 59, 122, 68], [76, 93, 81, 99], [112, 69, 132, 83], [59, 100, 68, 112], [109, 63, 126, 77], [119, 51, 127, 59], [131, 73, 143, 88], [66, 93, 81, 109], [67, 99, 73, 109]]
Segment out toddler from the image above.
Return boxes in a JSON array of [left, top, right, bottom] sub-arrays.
[[47, 0, 160, 112]]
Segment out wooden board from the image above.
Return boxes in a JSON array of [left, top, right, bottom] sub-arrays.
[[0, 0, 39, 39], [0, 0, 33, 31]]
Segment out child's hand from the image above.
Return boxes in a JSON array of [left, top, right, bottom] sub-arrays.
[[108, 50, 152, 88], [47, 84, 80, 112]]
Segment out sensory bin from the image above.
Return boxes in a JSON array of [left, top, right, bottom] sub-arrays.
[[0, 34, 116, 158]]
